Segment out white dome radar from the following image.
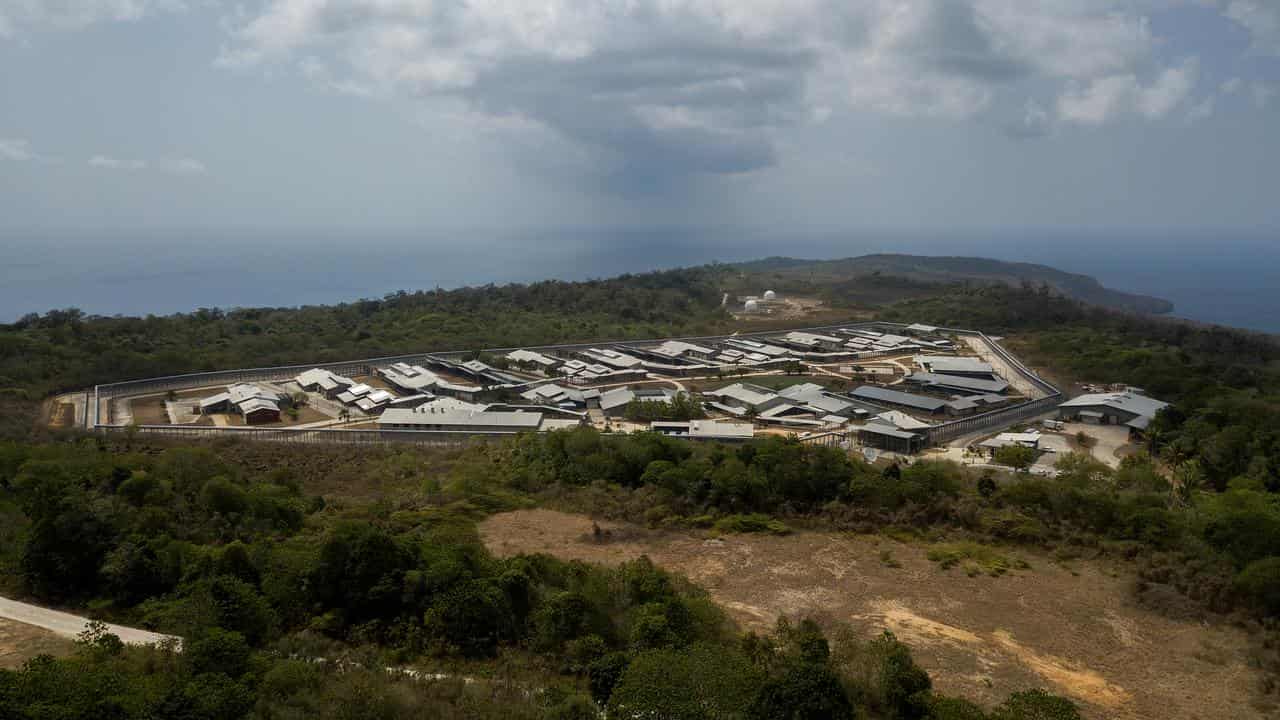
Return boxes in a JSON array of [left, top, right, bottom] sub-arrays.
[[763, 290, 777, 301]]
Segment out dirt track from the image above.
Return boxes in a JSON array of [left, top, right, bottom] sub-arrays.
[[0, 618, 74, 668], [480, 509, 1269, 720]]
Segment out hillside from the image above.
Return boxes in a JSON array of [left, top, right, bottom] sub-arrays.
[[733, 255, 1174, 315]]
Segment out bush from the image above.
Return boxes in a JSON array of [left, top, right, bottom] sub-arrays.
[[424, 579, 514, 657], [747, 662, 854, 720], [990, 689, 1081, 720], [587, 652, 631, 705], [993, 445, 1037, 472], [713, 514, 791, 536], [607, 644, 762, 720], [185, 628, 251, 677], [927, 543, 1029, 577], [1233, 557, 1280, 616]]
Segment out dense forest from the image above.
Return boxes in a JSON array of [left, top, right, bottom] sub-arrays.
[[0, 268, 728, 398], [3, 261, 1280, 717]]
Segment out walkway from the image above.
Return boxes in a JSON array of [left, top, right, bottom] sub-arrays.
[[0, 595, 178, 647]]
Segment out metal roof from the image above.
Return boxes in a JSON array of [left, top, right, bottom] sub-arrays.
[[651, 340, 716, 358], [380, 364, 440, 390], [907, 372, 1009, 394], [1060, 391, 1169, 418], [651, 420, 755, 440], [507, 349, 560, 366], [851, 385, 948, 411], [378, 408, 542, 428], [914, 355, 995, 375], [857, 423, 920, 440], [238, 397, 280, 415], [296, 368, 353, 389], [199, 392, 230, 408], [599, 387, 636, 411], [707, 382, 780, 408], [874, 410, 932, 430]]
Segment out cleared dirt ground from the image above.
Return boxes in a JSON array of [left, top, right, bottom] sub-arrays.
[[0, 618, 74, 669], [480, 509, 1270, 720]]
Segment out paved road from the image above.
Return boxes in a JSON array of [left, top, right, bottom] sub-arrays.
[[0, 595, 178, 647]]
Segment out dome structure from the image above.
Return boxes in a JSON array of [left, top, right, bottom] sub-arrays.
[[763, 290, 777, 301], [744, 299, 760, 312]]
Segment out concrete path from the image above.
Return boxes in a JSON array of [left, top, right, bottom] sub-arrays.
[[0, 595, 178, 647]]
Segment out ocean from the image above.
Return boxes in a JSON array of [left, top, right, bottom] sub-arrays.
[[1, 229, 1276, 334]]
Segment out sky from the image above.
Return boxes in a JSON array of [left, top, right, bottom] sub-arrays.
[[1, 0, 1279, 238]]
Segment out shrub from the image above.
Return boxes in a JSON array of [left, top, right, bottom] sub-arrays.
[[713, 513, 791, 536], [747, 662, 854, 720], [607, 644, 762, 720], [990, 689, 1081, 720], [927, 543, 1029, 577], [1234, 557, 1280, 616]]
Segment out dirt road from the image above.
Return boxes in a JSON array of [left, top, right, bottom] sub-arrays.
[[480, 509, 1270, 720], [0, 595, 177, 647]]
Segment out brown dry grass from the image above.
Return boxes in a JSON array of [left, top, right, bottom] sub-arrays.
[[479, 509, 1268, 720], [0, 618, 74, 669]]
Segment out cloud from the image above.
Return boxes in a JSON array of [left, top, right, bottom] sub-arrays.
[[1223, 0, 1280, 55], [1056, 58, 1198, 125], [90, 154, 148, 170], [0, 137, 33, 161], [0, 1, 189, 36], [1254, 81, 1277, 108], [88, 154, 209, 174], [1221, 77, 1244, 95], [158, 157, 207, 174], [1004, 100, 1052, 138], [1186, 95, 1215, 122], [213, 1, 1217, 182]]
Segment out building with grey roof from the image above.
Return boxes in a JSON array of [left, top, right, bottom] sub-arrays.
[[1058, 391, 1169, 432], [905, 323, 940, 335], [904, 372, 1009, 395], [579, 348, 644, 369], [599, 386, 677, 416], [295, 368, 355, 398], [378, 407, 543, 432], [198, 393, 232, 414], [873, 410, 932, 431], [850, 385, 949, 415], [648, 340, 717, 361], [857, 422, 924, 454], [650, 420, 755, 442], [201, 383, 290, 424], [777, 383, 857, 416], [237, 397, 282, 424], [723, 338, 793, 358], [379, 363, 440, 392], [914, 355, 995, 378], [704, 383, 791, 413], [506, 349, 562, 372], [779, 331, 845, 351]]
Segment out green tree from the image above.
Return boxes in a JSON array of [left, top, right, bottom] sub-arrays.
[[990, 689, 1081, 720], [994, 445, 1038, 473], [1233, 557, 1280, 616], [607, 644, 762, 720], [748, 662, 853, 720]]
